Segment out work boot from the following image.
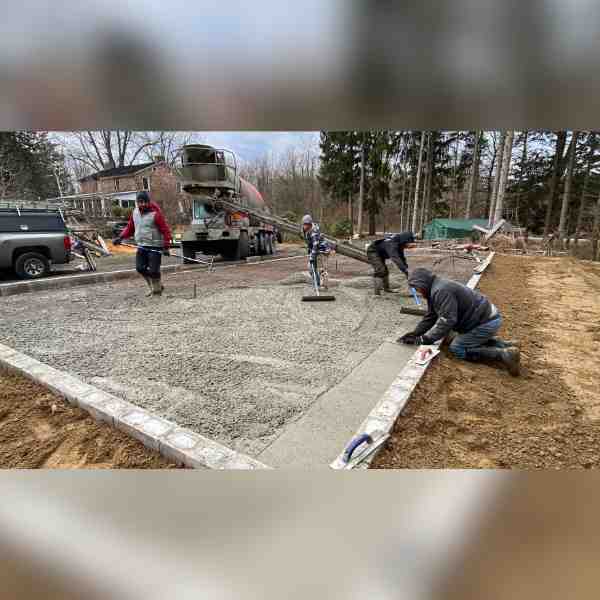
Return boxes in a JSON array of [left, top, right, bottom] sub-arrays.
[[374, 278, 384, 296], [383, 274, 399, 293], [465, 346, 521, 376], [151, 278, 163, 296], [485, 337, 519, 349], [142, 275, 153, 297]]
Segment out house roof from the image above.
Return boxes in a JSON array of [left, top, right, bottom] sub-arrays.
[[80, 162, 155, 182]]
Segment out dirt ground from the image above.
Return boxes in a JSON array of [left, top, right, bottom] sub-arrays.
[[374, 254, 600, 469], [0, 368, 177, 469]]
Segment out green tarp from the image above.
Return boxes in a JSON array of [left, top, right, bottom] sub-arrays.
[[423, 218, 489, 240]]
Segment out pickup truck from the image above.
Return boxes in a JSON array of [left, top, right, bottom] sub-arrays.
[[0, 208, 72, 279]]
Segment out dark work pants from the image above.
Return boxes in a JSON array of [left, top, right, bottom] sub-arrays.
[[136, 246, 162, 279], [367, 247, 388, 279]]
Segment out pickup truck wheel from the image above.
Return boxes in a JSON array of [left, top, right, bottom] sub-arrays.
[[15, 252, 50, 280], [238, 231, 249, 260]]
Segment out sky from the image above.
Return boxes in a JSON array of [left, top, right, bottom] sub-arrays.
[[196, 132, 320, 164]]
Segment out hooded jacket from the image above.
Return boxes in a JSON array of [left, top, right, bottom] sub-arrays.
[[371, 232, 415, 273], [408, 268, 497, 342], [120, 201, 172, 249]]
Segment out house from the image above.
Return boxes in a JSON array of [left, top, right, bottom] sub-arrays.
[[77, 159, 190, 221]]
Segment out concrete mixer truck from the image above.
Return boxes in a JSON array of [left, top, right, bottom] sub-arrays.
[[177, 144, 279, 262]]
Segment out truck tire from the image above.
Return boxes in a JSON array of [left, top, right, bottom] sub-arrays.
[[14, 252, 50, 280], [181, 244, 197, 264], [238, 231, 249, 260]]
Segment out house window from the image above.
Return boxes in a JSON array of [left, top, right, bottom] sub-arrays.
[[114, 178, 120, 191], [142, 177, 150, 191]]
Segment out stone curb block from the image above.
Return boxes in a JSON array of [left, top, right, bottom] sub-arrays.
[[0, 344, 271, 469], [330, 251, 497, 469]]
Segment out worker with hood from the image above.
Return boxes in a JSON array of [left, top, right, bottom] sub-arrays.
[[398, 267, 520, 375], [113, 191, 172, 296], [367, 232, 417, 296], [302, 214, 331, 289]]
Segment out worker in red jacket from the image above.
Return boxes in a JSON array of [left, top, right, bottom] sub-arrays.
[[113, 191, 172, 296]]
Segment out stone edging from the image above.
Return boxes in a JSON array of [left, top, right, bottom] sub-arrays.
[[0, 343, 270, 470], [330, 251, 496, 469]]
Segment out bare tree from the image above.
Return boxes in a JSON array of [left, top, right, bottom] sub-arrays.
[[465, 130, 481, 219], [138, 131, 200, 166], [543, 131, 568, 239], [493, 130, 514, 225], [574, 132, 597, 247], [488, 131, 506, 226], [592, 189, 600, 261], [357, 133, 366, 237], [558, 131, 579, 248], [58, 130, 159, 174], [411, 131, 426, 232]]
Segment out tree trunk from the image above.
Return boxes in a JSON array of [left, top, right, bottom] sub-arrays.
[[486, 135, 497, 217], [543, 131, 568, 239], [452, 133, 460, 219], [574, 133, 596, 247], [558, 131, 578, 249], [592, 189, 600, 261], [357, 136, 366, 237], [411, 131, 426, 233], [465, 130, 481, 219], [422, 131, 435, 228], [494, 131, 514, 225], [348, 192, 353, 236], [369, 209, 376, 236], [400, 173, 407, 230], [516, 131, 528, 226], [489, 131, 506, 227]]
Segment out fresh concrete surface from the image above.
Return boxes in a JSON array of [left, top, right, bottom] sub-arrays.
[[257, 331, 420, 468], [0, 254, 479, 467]]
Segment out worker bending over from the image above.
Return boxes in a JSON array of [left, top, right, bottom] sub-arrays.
[[302, 214, 331, 289], [113, 191, 172, 296], [398, 268, 520, 375], [367, 232, 416, 296]]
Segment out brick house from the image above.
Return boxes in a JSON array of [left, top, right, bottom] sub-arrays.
[[78, 160, 191, 223]]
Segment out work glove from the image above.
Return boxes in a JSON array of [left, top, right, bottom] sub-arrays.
[[112, 237, 122, 245], [397, 332, 418, 345], [162, 248, 170, 256], [397, 332, 434, 346]]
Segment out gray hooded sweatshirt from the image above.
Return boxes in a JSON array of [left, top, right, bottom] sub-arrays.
[[408, 268, 498, 342]]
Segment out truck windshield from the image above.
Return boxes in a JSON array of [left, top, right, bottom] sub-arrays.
[[193, 200, 215, 220]]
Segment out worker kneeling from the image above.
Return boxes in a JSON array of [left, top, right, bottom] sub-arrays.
[[398, 268, 520, 376]]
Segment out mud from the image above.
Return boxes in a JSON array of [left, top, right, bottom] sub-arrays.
[[0, 368, 176, 469], [374, 255, 600, 469]]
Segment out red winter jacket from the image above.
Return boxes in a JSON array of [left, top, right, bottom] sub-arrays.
[[120, 202, 172, 248]]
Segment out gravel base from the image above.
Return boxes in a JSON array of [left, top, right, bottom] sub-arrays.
[[0, 257, 476, 457]]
